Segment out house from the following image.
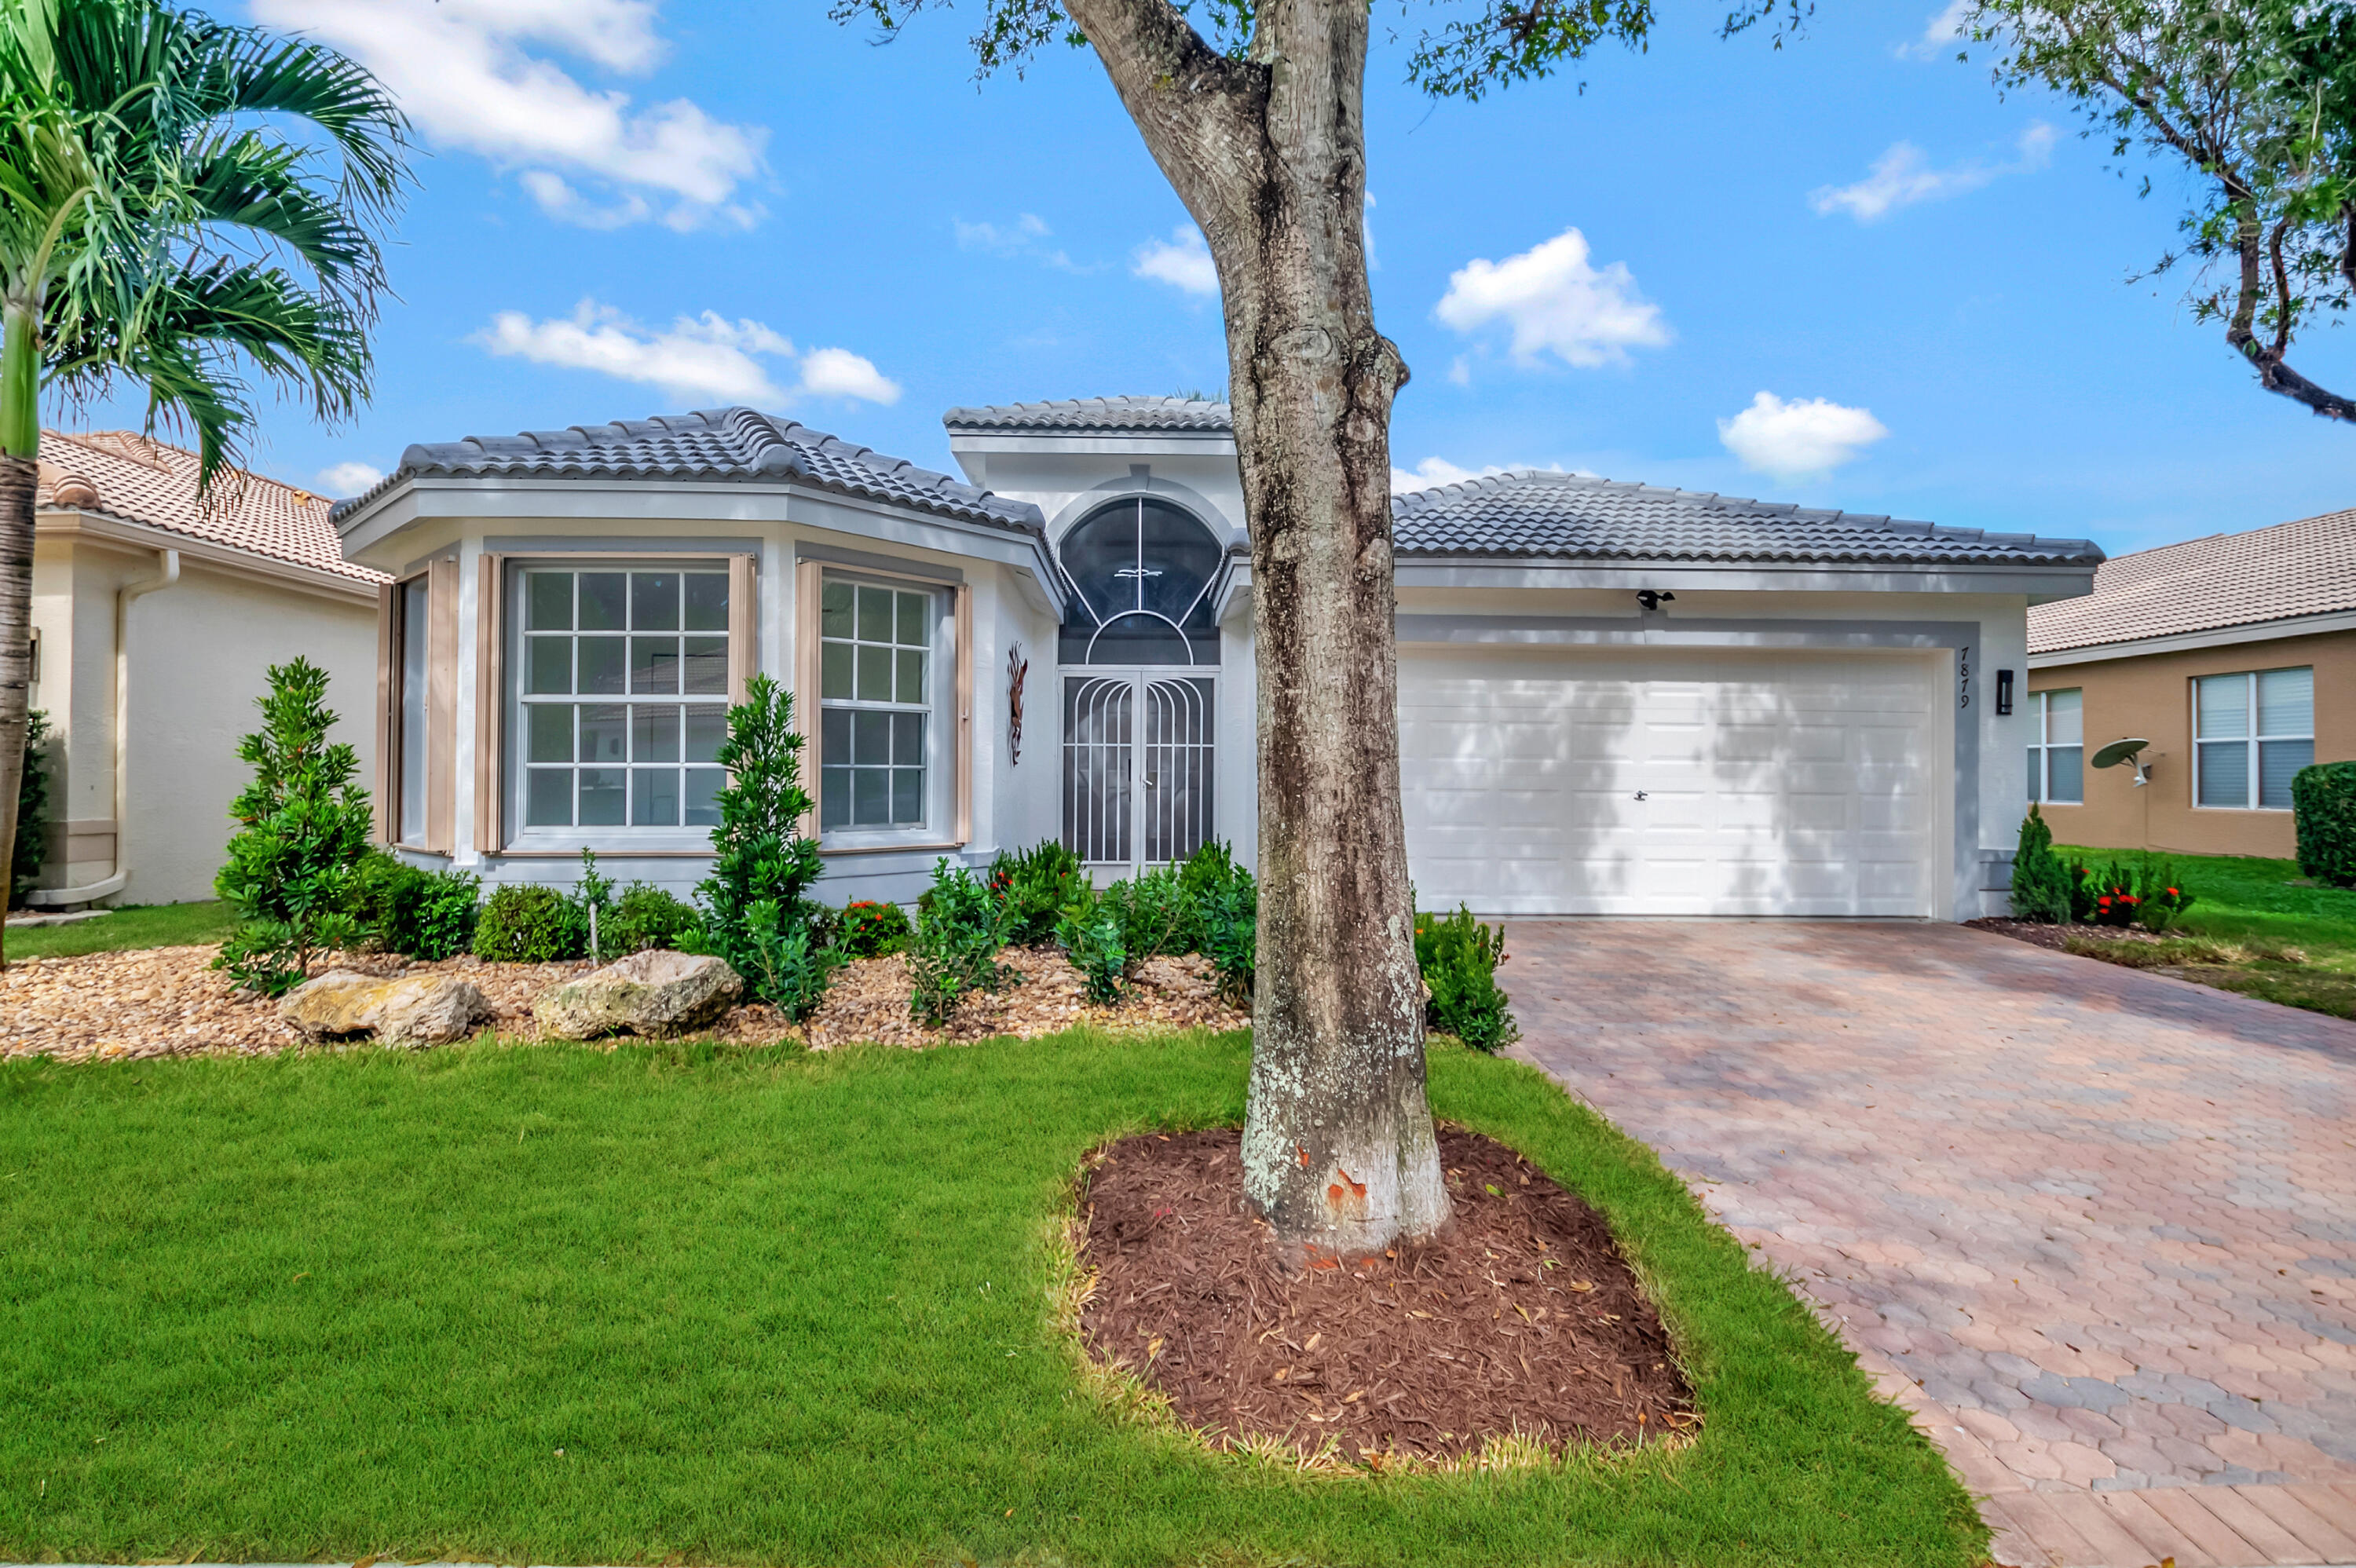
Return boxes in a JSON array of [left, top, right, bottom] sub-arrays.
[[331, 397, 2101, 920], [24, 431, 386, 907], [2025, 506, 2354, 858]]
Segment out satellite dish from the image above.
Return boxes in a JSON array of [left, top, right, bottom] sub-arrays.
[[2091, 737, 2153, 787]]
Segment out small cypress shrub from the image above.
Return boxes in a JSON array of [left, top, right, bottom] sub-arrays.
[[2009, 804, 2073, 923], [472, 883, 584, 964], [2294, 761, 2356, 888], [696, 674, 827, 997]]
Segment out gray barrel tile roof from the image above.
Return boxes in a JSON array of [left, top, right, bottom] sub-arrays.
[[942, 396, 1234, 434], [1391, 470, 2102, 568], [333, 407, 1044, 533]]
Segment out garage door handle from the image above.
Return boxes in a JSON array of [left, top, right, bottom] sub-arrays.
[[1633, 791, 1648, 801]]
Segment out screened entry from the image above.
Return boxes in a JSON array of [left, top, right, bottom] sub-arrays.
[[1063, 674, 1216, 868]]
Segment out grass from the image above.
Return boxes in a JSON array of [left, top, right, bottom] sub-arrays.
[[0, 1031, 1981, 1567], [4, 900, 238, 961], [2054, 847, 2356, 1019]]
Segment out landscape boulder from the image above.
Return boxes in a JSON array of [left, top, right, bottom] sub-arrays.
[[532, 948, 744, 1040], [280, 970, 492, 1047]]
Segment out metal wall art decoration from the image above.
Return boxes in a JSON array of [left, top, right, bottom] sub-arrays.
[[1008, 643, 1030, 765]]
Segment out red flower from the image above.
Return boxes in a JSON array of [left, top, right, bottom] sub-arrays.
[[2167, 887, 2179, 897], [2097, 896, 2112, 907]]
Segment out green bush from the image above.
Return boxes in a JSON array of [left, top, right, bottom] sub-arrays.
[[10, 708, 51, 908], [739, 897, 840, 1022], [2295, 761, 2356, 888], [835, 899, 912, 958], [1178, 842, 1256, 1003], [351, 851, 481, 960], [2009, 804, 2072, 924], [696, 674, 828, 992], [1099, 862, 1194, 964], [1055, 887, 1129, 1004], [1414, 905, 1519, 1053], [988, 839, 1086, 945], [605, 883, 702, 954], [213, 658, 375, 995], [907, 859, 1011, 1028], [472, 883, 584, 964]]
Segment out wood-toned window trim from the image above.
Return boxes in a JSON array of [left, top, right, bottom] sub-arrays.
[[794, 556, 973, 855]]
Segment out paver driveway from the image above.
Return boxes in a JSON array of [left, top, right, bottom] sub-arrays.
[[1505, 920, 2356, 1568]]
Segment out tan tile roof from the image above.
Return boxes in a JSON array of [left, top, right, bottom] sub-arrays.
[[36, 429, 385, 585], [2026, 506, 2356, 655]]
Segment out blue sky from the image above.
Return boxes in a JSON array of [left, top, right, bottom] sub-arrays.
[[75, 0, 2356, 557]]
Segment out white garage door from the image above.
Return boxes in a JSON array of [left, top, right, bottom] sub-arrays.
[[1399, 645, 1942, 917]]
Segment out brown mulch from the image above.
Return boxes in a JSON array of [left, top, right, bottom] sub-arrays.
[[0, 941, 1246, 1064], [1077, 1126, 1695, 1465], [1963, 916, 2076, 952]]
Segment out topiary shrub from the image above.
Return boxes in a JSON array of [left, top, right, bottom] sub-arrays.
[[351, 850, 481, 960], [695, 674, 828, 996], [472, 883, 584, 964], [1414, 905, 1519, 1053], [10, 709, 52, 908], [2010, 803, 2072, 923], [605, 883, 703, 954], [907, 858, 1011, 1027], [2295, 761, 2356, 888], [835, 899, 912, 958]]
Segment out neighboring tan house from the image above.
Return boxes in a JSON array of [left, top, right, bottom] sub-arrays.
[[2025, 507, 2354, 858], [24, 431, 384, 907], [333, 397, 2100, 921]]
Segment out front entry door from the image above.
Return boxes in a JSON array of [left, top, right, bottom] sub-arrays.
[[1062, 672, 1216, 871]]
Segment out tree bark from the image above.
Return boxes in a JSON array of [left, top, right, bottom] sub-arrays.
[[0, 451, 36, 968], [1066, 0, 1449, 1253]]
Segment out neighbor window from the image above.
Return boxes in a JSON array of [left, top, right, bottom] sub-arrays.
[[818, 576, 935, 831], [2196, 667, 2313, 810], [517, 566, 730, 829], [2026, 688, 2083, 805]]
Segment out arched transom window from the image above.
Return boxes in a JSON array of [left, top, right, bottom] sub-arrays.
[[1057, 496, 1224, 665]]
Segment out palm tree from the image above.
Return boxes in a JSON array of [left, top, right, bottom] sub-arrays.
[[0, 0, 407, 963]]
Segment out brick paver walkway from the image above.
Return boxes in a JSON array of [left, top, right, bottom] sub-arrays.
[[1505, 920, 2356, 1567]]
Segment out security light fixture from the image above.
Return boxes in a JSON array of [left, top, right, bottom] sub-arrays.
[[1635, 590, 1676, 612], [1996, 668, 2014, 715]]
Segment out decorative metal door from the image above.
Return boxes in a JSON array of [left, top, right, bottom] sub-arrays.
[[1063, 673, 1215, 869]]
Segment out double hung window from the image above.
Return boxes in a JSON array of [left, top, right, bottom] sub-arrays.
[[2195, 667, 2313, 810], [818, 577, 935, 831], [518, 566, 730, 828], [2025, 688, 2083, 805]]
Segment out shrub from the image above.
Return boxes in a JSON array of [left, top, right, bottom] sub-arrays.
[[835, 899, 912, 958], [351, 851, 481, 960], [10, 708, 51, 908], [472, 883, 584, 964], [1100, 861, 1194, 964], [1055, 887, 1129, 1004], [2132, 864, 2196, 933], [573, 847, 616, 962], [1414, 905, 1519, 1053], [2295, 761, 2356, 888], [2009, 804, 2072, 924], [2064, 857, 2196, 931], [739, 897, 840, 1022], [696, 674, 828, 991], [990, 839, 1087, 945], [907, 858, 1011, 1027], [1198, 872, 1256, 1005], [605, 883, 702, 954], [214, 658, 375, 995]]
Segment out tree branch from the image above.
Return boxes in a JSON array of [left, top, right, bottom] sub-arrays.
[[1059, 0, 1264, 239]]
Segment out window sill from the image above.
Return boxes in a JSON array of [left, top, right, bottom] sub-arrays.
[[2190, 806, 2292, 813], [818, 835, 967, 858], [497, 831, 719, 858]]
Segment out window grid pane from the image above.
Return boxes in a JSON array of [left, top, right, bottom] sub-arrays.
[[518, 567, 730, 828], [818, 576, 934, 831]]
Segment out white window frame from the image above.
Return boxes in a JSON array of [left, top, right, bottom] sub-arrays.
[[2193, 667, 2314, 811], [2026, 687, 2084, 806], [813, 570, 953, 846]]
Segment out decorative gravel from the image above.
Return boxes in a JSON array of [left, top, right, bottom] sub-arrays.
[[0, 942, 1247, 1064]]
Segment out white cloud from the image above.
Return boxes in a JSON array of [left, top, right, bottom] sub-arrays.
[[317, 460, 385, 495], [1434, 228, 1670, 369], [1717, 392, 1890, 478], [1896, 0, 1970, 59], [1391, 457, 1514, 492], [1809, 123, 2054, 222], [956, 213, 1077, 271], [1133, 225, 1219, 297], [473, 301, 899, 407], [254, 0, 767, 231]]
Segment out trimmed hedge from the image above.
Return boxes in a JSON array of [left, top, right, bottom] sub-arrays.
[[2294, 761, 2356, 888]]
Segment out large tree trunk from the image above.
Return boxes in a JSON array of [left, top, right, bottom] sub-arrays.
[[0, 451, 36, 967], [1067, 0, 1449, 1252]]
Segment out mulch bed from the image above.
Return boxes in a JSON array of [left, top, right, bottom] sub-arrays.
[[1077, 1126, 1695, 1465], [1962, 916, 2077, 952]]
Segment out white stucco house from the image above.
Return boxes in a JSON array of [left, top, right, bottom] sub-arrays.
[[330, 397, 2101, 921], [25, 430, 385, 907]]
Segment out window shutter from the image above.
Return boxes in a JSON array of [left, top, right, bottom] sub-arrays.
[[426, 557, 459, 854], [954, 582, 973, 845], [373, 583, 396, 844], [473, 555, 504, 853], [793, 557, 824, 841]]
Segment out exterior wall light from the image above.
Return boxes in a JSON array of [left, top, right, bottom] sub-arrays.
[[1996, 668, 2014, 715]]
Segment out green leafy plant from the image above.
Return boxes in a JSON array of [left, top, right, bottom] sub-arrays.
[[907, 858, 1012, 1028], [988, 839, 1086, 945], [1099, 862, 1194, 966], [1198, 868, 1257, 1005], [605, 883, 703, 955], [471, 883, 583, 965], [1055, 887, 1129, 1004], [350, 851, 481, 961], [834, 899, 912, 958], [212, 658, 375, 996], [2295, 761, 2356, 888], [696, 674, 827, 990], [1414, 905, 1519, 1053], [741, 897, 840, 1022], [9, 707, 49, 907], [2010, 804, 2072, 924], [2133, 863, 2197, 933], [572, 848, 616, 963]]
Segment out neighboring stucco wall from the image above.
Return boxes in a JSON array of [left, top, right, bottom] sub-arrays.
[[2027, 627, 2356, 858]]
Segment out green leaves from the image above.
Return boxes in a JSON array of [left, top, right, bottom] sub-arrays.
[[694, 675, 830, 1008]]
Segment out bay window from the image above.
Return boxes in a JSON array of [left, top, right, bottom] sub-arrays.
[[818, 576, 936, 831], [2195, 667, 2313, 810], [2025, 688, 2083, 805]]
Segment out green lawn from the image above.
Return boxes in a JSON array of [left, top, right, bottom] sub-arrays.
[[2055, 847, 2356, 1018], [0, 1031, 1981, 1567], [4, 900, 237, 960]]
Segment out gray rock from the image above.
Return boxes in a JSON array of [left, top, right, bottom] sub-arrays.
[[532, 949, 743, 1040], [280, 970, 492, 1047]]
